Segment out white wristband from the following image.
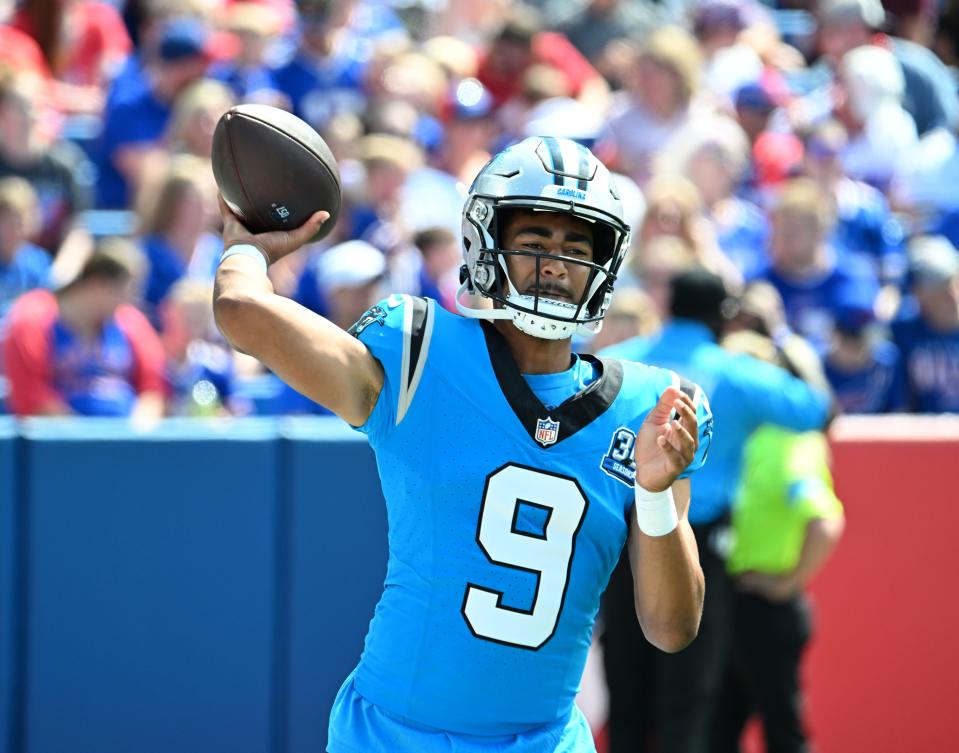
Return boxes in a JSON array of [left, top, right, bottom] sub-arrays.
[[634, 484, 679, 537], [219, 244, 269, 275]]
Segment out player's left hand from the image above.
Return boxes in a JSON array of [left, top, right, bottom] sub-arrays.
[[634, 386, 698, 493]]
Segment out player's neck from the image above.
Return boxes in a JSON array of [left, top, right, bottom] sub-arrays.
[[494, 320, 574, 375]]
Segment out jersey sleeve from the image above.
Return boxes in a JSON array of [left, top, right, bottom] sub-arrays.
[[732, 356, 830, 432], [674, 375, 713, 480], [350, 294, 436, 446], [2, 294, 61, 415]]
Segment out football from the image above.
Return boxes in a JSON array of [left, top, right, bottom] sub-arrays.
[[212, 103, 341, 241]]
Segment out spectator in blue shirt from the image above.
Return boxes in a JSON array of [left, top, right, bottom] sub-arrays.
[[599, 267, 832, 753], [825, 300, 908, 413], [271, 0, 383, 132], [159, 279, 248, 416], [137, 154, 222, 327], [96, 17, 211, 208], [892, 235, 959, 412], [758, 177, 880, 354], [0, 177, 51, 321], [803, 120, 907, 297], [208, 3, 283, 103], [680, 117, 770, 280]]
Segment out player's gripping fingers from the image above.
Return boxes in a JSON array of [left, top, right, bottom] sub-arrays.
[[647, 386, 681, 425], [656, 432, 690, 473], [671, 396, 699, 447], [281, 210, 330, 253]]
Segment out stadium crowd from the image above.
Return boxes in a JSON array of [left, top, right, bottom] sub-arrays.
[[0, 0, 956, 418]]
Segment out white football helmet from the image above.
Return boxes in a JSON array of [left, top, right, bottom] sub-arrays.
[[457, 136, 631, 339]]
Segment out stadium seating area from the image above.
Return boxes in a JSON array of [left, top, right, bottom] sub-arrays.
[[0, 0, 957, 417]]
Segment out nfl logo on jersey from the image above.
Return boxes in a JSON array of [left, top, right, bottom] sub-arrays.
[[534, 417, 560, 447]]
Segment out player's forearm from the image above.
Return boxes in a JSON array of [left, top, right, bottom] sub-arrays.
[[631, 518, 704, 653], [213, 257, 278, 355], [628, 479, 703, 652], [213, 257, 383, 426]]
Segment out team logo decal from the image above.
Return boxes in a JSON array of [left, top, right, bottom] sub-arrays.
[[600, 427, 636, 487], [534, 417, 560, 447], [348, 305, 387, 337]]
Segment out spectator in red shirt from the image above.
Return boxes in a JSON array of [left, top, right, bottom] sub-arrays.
[[476, 6, 609, 113], [12, 0, 132, 113], [3, 239, 165, 418]]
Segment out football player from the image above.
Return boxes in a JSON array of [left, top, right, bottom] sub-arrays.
[[213, 136, 713, 752]]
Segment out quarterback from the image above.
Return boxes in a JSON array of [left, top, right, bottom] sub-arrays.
[[213, 136, 713, 752]]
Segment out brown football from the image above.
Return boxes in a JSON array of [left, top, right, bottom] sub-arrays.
[[212, 104, 340, 241]]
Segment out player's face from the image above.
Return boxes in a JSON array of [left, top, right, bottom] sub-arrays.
[[500, 210, 595, 305]]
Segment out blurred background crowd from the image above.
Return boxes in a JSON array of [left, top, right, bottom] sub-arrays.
[[0, 0, 957, 418]]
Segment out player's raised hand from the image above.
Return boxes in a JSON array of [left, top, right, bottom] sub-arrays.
[[219, 194, 329, 265], [634, 386, 699, 493]]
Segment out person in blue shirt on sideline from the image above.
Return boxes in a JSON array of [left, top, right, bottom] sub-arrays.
[[599, 267, 832, 753], [214, 137, 713, 753]]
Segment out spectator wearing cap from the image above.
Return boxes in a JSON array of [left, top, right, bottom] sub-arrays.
[[693, 0, 775, 102], [0, 177, 52, 322], [816, 0, 958, 136], [433, 78, 495, 185], [401, 78, 493, 237], [294, 239, 387, 324], [824, 297, 907, 413], [96, 16, 212, 208], [3, 239, 165, 418], [279, 239, 387, 415], [599, 267, 831, 753], [476, 6, 609, 113], [733, 76, 789, 146], [757, 177, 880, 354], [802, 119, 906, 303], [891, 236, 959, 412], [834, 44, 917, 191]]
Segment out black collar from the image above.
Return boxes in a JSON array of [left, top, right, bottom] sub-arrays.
[[481, 321, 623, 447]]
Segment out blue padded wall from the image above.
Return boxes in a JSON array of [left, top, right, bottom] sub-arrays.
[[281, 419, 388, 753], [0, 419, 17, 753], [18, 419, 280, 753]]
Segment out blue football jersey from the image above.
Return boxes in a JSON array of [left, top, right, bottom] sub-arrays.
[[341, 295, 712, 738]]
